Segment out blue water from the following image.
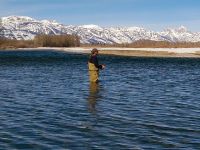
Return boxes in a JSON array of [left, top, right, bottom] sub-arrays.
[[0, 50, 200, 149]]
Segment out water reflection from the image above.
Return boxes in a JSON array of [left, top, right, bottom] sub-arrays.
[[87, 82, 100, 113]]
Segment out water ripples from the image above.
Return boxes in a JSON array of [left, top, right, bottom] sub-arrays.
[[0, 50, 200, 149]]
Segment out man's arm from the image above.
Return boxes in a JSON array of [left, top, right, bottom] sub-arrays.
[[93, 56, 103, 69]]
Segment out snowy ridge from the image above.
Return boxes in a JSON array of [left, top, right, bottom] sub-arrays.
[[1, 16, 200, 43]]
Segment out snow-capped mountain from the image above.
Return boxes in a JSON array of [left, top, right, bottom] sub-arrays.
[[160, 26, 200, 42], [1, 16, 200, 44]]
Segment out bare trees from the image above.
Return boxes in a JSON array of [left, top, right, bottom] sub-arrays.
[[1, 35, 200, 49], [81, 40, 200, 48], [34, 34, 80, 47], [0, 34, 80, 49]]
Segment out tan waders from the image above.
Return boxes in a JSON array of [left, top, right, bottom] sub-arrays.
[[88, 62, 99, 82]]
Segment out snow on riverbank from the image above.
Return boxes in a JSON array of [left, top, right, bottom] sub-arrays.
[[50, 47, 200, 54], [16, 47, 200, 57]]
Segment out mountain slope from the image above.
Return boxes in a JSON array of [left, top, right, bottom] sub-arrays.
[[1, 16, 200, 44]]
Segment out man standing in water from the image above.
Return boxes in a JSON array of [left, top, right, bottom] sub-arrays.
[[88, 48, 105, 82]]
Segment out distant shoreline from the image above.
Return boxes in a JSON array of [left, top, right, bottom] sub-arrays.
[[2, 47, 200, 58]]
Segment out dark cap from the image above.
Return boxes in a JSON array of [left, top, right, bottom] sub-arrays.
[[91, 48, 98, 54]]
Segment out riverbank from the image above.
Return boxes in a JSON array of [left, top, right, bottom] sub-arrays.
[[7, 47, 200, 57]]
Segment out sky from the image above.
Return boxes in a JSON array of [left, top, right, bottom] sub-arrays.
[[0, 0, 200, 31]]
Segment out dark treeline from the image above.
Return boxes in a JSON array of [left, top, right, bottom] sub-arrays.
[[0, 38, 35, 49], [1, 37, 200, 49], [34, 34, 80, 47], [0, 34, 80, 49], [81, 39, 200, 48]]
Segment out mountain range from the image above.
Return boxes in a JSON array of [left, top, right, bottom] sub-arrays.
[[1, 16, 200, 44]]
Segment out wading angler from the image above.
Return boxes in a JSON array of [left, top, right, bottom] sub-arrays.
[[88, 48, 105, 82]]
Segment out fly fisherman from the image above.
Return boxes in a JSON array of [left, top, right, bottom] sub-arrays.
[[88, 48, 105, 82]]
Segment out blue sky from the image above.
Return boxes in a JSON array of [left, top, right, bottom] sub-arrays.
[[0, 0, 200, 31]]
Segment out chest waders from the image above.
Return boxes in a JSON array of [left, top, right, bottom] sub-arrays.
[[88, 62, 99, 82]]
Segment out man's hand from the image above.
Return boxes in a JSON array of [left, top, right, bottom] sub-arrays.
[[102, 65, 106, 69]]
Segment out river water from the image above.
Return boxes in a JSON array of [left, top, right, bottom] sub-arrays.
[[0, 50, 199, 149]]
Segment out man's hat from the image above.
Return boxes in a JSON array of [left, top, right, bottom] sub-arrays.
[[91, 48, 98, 54]]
